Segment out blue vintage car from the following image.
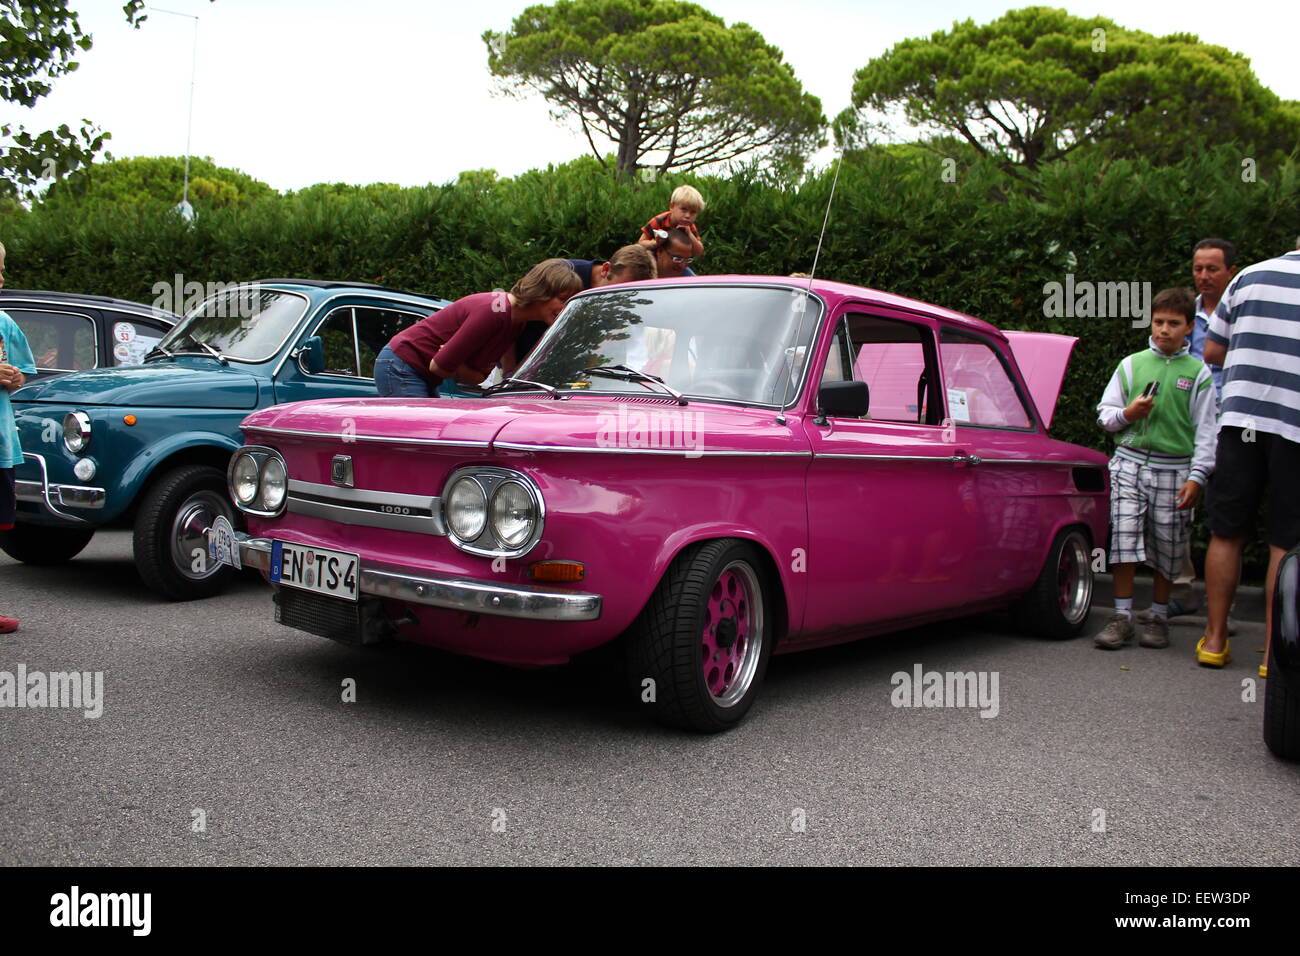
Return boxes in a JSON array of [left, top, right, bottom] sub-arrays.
[[3, 279, 448, 600]]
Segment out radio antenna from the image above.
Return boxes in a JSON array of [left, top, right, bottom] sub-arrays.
[[775, 150, 844, 424]]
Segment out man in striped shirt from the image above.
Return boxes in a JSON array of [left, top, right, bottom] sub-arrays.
[[1201, 248, 1300, 671]]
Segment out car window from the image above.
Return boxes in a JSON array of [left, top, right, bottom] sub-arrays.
[[8, 309, 97, 371], [355, 307, 425, 379], [939, 328, 1033, 429], [315, 307, 360, 376], [825, 313, 937, 423], [109, 316, 167, 366]]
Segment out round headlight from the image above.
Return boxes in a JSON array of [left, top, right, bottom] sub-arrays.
[[490, 481, 535, 548], [446, 477, 487, 541], [260, 456, 287, 511], [63, 412, 91, 454], [73, 458, 97, 482], [232, 454, 259, 505]]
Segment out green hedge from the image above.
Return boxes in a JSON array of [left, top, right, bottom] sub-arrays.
[[4, 147, 1298, 575]]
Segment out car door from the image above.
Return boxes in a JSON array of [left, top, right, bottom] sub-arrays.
[[800, 308, 984, 638], [273, 302, 429, 405], [936, 326, 1045, 601]]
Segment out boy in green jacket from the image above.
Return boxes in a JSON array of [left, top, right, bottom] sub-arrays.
[[1094, 287, 1218, 650]]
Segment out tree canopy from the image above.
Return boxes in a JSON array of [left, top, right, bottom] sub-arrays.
[[0, 1, 212, 200], [845, 6, 1300, 171], [38, 155, 275, 210], [484, 0, 826, 179]]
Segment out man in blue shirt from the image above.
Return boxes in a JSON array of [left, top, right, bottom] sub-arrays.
[[1190, 238, 1236, 401]]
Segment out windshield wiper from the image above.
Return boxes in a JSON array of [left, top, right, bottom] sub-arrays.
[[584, 365, 687, 404], [484, 377, 559, 398], [144, 343, 175, 361], [189, 337, 227, 364]]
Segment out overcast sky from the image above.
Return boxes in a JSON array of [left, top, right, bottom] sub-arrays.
[[16, 0, 1300, 192]]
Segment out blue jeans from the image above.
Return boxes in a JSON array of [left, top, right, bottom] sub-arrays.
[[373, 346, 433, 397], [373, 346, 481, 398]]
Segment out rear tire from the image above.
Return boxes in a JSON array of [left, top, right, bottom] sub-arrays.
[[1264, 642, 1299, 760], [133, 464, 238, 601], [0, 524, 94, 565], [624, 538, 773, 733], [1012, 527, 1093, 640]]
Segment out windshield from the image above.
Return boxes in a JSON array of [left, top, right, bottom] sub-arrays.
[[516, 285, 823, 405], [154, 288, 308, 363]]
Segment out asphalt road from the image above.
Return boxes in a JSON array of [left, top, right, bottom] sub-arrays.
[[2, 530, 1296, 866]]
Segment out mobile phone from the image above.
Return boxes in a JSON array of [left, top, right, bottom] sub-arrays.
[[1141, 380, 1160, 398]]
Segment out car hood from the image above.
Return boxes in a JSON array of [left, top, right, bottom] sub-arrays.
[[11, 361, 261, 409], [1002, 331, 1078, 430], [241, 395, 809, 456]]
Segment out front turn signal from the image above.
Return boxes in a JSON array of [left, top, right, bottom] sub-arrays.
[[529, 560, 586, 583]]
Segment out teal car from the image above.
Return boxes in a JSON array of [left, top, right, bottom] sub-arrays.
[[2, 279, 448, 600]]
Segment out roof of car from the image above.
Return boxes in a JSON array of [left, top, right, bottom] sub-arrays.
[[606, 275, 1006, 339], [0, 288, 179, 321], [253, 278, 447, 303]]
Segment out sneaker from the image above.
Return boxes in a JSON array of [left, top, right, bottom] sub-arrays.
[[1140, 616, 1170, 648], [0, 616, 17, 634], [1094, 613, 1134, 649]]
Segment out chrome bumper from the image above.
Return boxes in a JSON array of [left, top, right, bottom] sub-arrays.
[[219, 533, 603, 622], [15, 453, 105, 522]]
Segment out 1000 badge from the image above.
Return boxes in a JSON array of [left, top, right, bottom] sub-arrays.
[[271, 541, 359, 601]]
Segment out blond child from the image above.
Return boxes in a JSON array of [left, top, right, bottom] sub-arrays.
[[639, 185, 705, 259]]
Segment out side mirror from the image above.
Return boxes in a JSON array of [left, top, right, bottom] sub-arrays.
[[295, 336, 325, 375], [817, 380, 869, 420]]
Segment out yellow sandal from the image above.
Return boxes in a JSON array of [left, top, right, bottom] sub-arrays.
[[1195, 636, 1231, 668]]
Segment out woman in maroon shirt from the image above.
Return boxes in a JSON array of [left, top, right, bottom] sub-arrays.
[[374, 259, 582, 397]]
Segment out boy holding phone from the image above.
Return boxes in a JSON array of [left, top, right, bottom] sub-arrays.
[[1094, 287, 1218, 650]]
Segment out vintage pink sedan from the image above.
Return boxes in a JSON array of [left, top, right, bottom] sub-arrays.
[[211, 277, 1109, 732]]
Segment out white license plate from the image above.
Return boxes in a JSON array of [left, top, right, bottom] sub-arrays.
[[270, 541, 359, 601]]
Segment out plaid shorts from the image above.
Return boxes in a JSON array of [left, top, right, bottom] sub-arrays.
[[1108, 456, 1191, 580]]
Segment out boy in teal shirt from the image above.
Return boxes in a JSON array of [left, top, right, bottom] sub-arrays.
[[0, 240, 38, 633], [1094, 287, 1218, 650]]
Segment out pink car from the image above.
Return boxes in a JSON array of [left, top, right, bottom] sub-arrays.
[[211, 277, 1109, 732]]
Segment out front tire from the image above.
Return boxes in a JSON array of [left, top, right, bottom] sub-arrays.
[[133, 464, 238, 601], [1012, 527, 1094, 640], [0, 524, 94, 565], [625, 538, 774, 733]]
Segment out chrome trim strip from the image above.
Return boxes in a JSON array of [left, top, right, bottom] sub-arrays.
[[814, 453, 1103, 467], [973, 458, 1104, 467], [221, 534, 600, 621], [16, 453, 103, 520], [814, 453, 954, 462], [242, 425, 490, 449], [287, 479, 446, 535], [493, 442, 811, 457]]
